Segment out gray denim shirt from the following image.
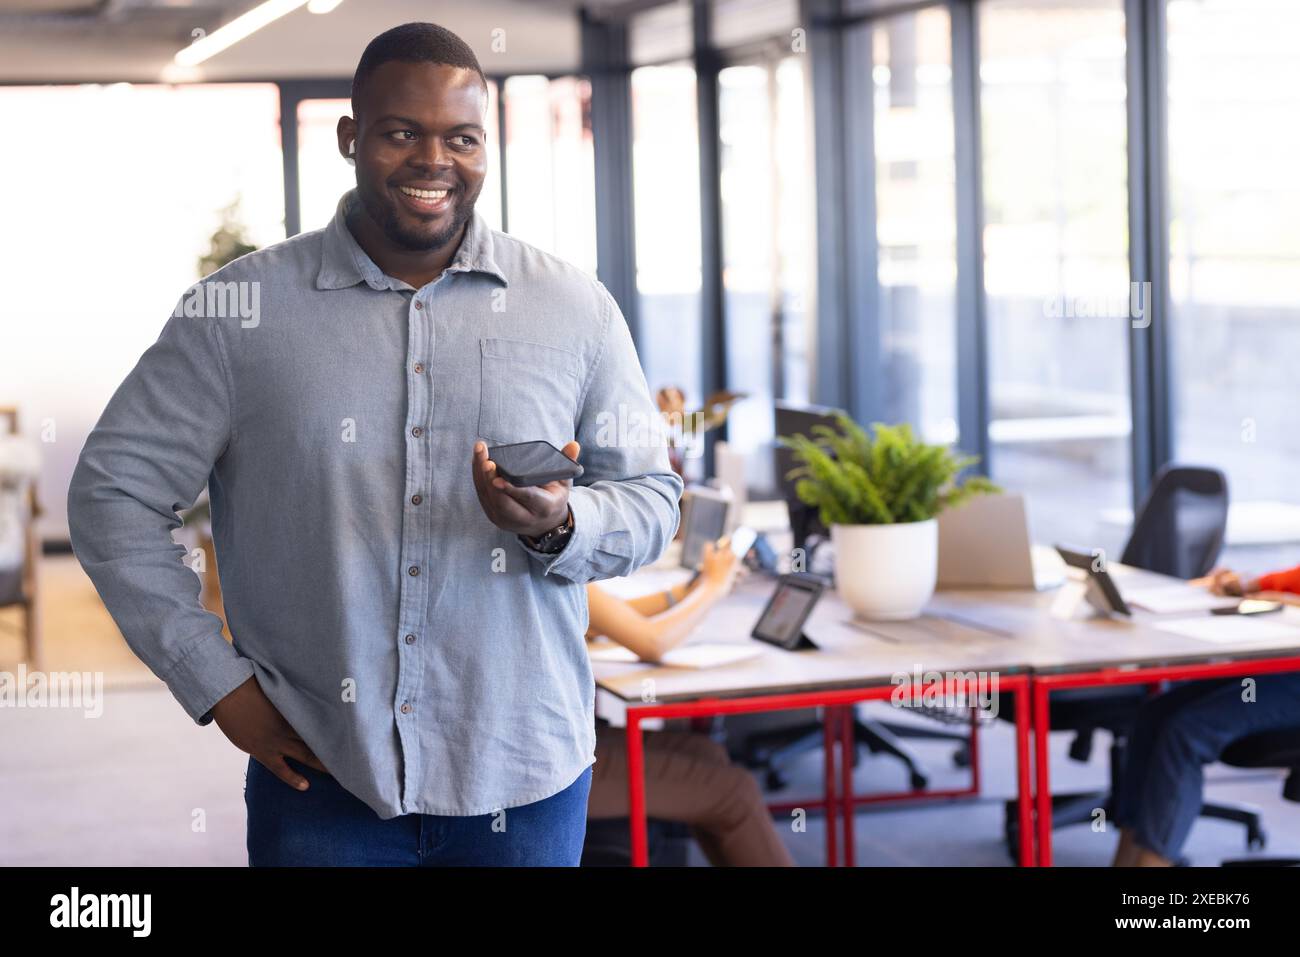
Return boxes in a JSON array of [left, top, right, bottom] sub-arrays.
[[68, 189, 682, 818]]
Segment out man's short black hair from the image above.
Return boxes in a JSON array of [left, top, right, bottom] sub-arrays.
[[351, 22, 489, 116]]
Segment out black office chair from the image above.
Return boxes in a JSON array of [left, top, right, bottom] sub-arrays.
[[1119, 465, 1231, 578], [1221, 727, 1300, 866], [1001, 466, 1262, 859], [580, 817, 692, 866]]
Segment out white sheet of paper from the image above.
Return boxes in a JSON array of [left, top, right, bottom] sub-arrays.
[[661, 644, 764, 669], [1125, 586, 1240, 615], [586, 644, 639, 663], [586, 642, 763, 669], [1152, 615, 1300, 645]]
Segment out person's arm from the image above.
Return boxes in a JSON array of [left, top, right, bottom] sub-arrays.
[[518, 284, 683, 582], [68, 298, 326, 790], [586, 542, 737, 662], [1256, 564, 1300, 595], [586, 583, 718, 662], [623, 578, 692, 616], [67, 303, 254, 726], [1208, 564, 1300, 596]]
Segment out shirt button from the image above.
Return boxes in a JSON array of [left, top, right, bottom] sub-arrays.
[[401, 702, 412, 714], [404, 634, 416, 645], [413, 362, 425, 374], [414, 300, 424, 310], [411, 494, 423, 505], [411, 426, 423, 438], [408, 565, 419, 576]]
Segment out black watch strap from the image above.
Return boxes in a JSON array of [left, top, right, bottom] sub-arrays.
[[527, 509, 574, 554]]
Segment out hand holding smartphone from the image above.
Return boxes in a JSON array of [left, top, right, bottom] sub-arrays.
[[729, 525, 758, 559], [471, 439, 581, 541]]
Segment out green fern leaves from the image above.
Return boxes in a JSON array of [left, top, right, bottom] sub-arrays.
[[780, 413, 999, 528]]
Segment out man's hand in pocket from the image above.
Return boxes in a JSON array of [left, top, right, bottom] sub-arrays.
[[211, 676, 328, 790]]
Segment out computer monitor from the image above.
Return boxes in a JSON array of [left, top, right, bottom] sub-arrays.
[[680, 485, 732, 570], [773, 402, 847, 551]]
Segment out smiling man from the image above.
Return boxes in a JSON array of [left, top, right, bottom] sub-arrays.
[[67, 22, 682, 866]]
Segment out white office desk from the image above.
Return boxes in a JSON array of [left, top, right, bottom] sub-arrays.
[[592, 560, 1300, 867], [592, 575, 1037, 704], [592, 572, 1039, 868], [931, 563, 1300, 674]]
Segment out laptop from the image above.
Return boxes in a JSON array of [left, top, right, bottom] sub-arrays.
[[937, 494, 1066, 591]]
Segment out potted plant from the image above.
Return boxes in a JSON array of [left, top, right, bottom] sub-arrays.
[[781, 413, 998, 621]]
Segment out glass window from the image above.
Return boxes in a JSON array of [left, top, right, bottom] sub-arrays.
[[0, 83, 283, 539], [872, 6, 959, 445], [1167, 0, 1300, 569], [503, 75, 596, 275], [719, 63, 776, 493], [631, 62, 704, 423], [774, 56, 816, 409], [480, 80, 504, 231], [630, 0, 694, 66], [712, 0, 801, 49], [296, 98, 356, 233], [718, 55, 817, 496], [979, 0, 1132, 553]]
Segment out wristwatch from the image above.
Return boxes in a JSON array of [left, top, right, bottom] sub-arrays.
[[524, 508, 574, 554]]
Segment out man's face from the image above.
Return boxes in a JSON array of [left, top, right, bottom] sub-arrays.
[[342, 61, 489, 252]]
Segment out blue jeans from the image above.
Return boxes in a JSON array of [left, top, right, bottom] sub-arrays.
[[1113, 672, 1300, 860], [245, 756, 592, 866]]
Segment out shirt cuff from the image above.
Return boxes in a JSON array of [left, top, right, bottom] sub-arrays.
[[161, 632, 257, 726], [518, 487, 598, 580]]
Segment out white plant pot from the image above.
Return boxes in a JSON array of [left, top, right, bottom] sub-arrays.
[[831, 519, 938, 621]]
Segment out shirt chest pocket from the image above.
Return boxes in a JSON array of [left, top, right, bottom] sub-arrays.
[[478, 337, 584, 448]]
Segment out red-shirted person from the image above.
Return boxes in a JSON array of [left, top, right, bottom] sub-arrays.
[[1210, 563, 1300, 597], [1107, 559, 1300, 867]]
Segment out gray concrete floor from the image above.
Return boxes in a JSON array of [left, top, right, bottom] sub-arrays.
[[0, 681, 250, 866], [2, 685, 1295, 867]]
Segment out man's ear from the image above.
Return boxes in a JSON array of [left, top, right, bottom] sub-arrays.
[[337, 116, 358, 164]]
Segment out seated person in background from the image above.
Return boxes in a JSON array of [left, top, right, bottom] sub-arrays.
[[1112, 563, 1300, 866], [584, 540, 795, 867]]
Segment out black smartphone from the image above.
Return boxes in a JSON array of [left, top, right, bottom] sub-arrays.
[[487, 440, 584, 487], [1212, 599, 1284, 616]]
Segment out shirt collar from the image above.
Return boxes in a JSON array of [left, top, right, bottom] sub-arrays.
[[316, 188, 509, 292]]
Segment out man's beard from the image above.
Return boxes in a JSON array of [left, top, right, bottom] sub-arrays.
[[358, 183, 477, 252]]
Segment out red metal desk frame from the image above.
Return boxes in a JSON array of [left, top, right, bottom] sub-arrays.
[[621, 673, 1034, 866], [1031, 653, 1300, 866]]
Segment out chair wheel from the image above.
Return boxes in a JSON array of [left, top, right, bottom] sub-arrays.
[[910, 771, 928, 791], [952, 745, 971, 769], [1247, 827, 1267, 851]]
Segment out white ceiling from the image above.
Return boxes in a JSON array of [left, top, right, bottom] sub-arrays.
[[0, 0, 650, 84]]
